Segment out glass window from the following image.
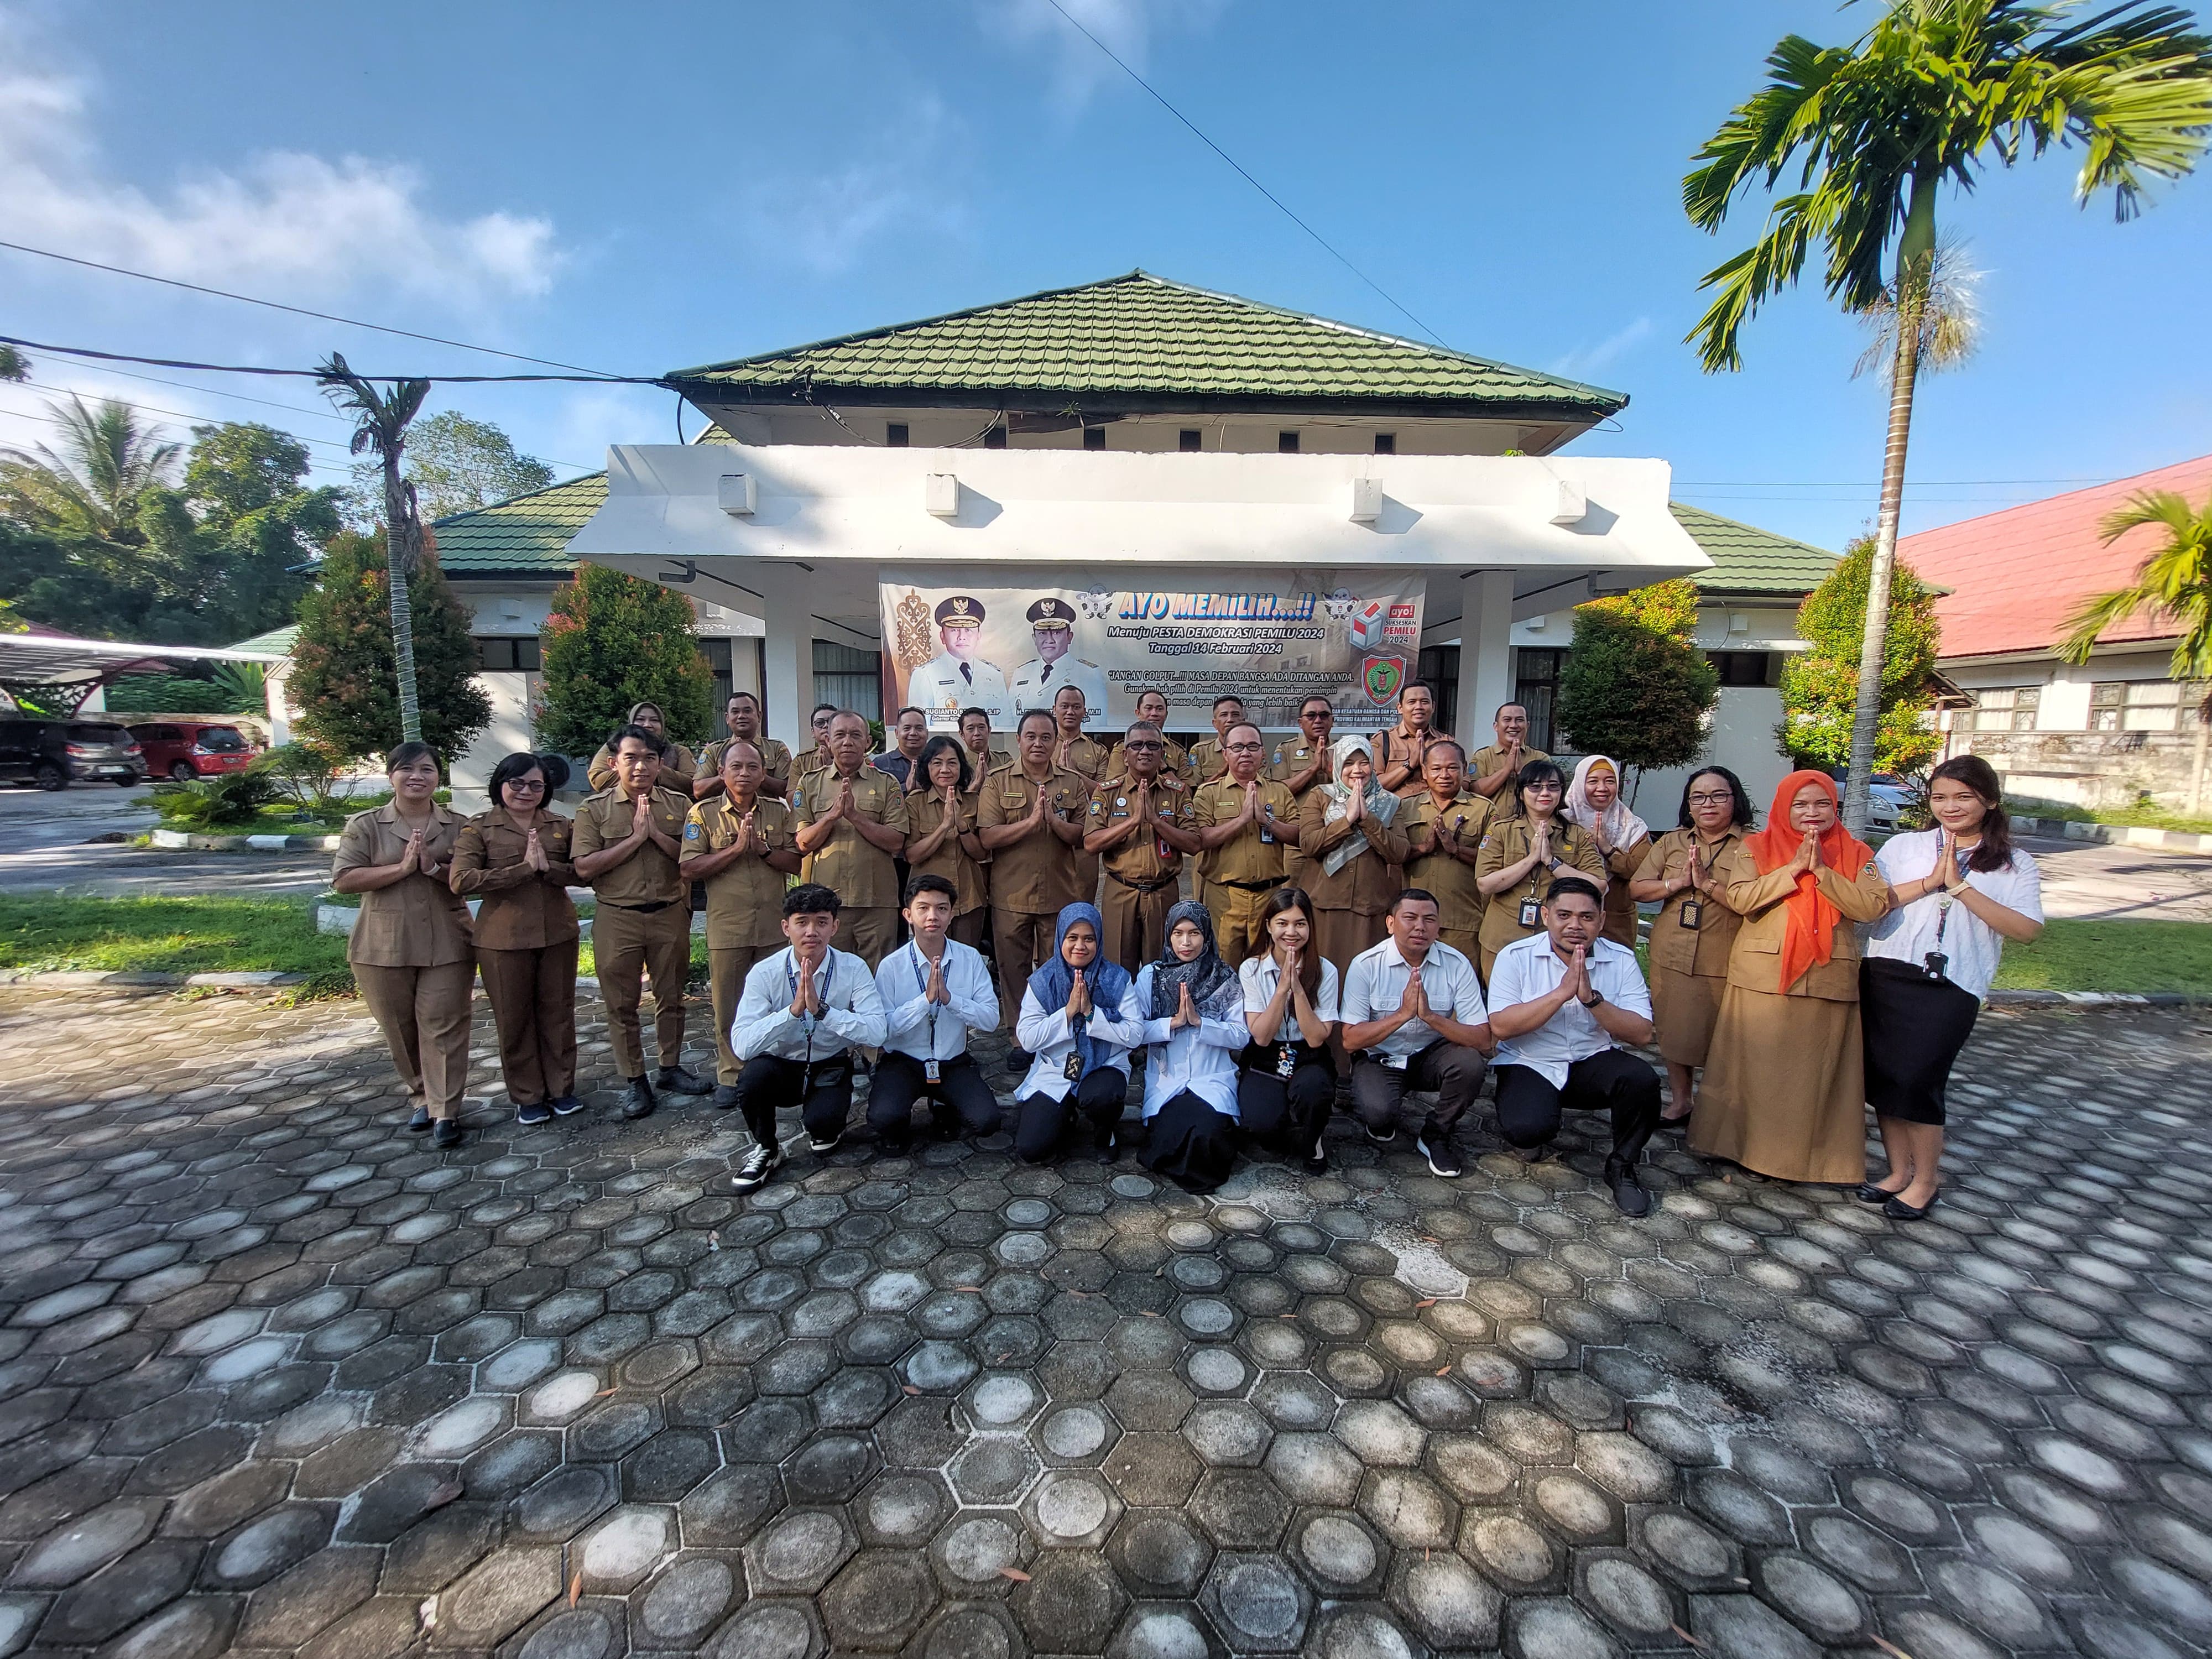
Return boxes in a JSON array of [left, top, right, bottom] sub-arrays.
[[1179, 429, 1202, 452], [813, 639, 882, 723], [2012, 685, 2041, 732], [1277, 431, 1300, 453], [1515, 648, 1566, 752], [197, 727, 247, 752]]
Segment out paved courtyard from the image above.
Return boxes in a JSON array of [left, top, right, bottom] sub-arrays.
[[0, 985, 2208, 1659]]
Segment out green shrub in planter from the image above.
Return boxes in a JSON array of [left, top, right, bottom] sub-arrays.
[[150, 771, 283, 829]]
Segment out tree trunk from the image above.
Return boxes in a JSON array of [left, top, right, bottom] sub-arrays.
[[1841, 177, 1934, 835], [382, 457, 423, 747]]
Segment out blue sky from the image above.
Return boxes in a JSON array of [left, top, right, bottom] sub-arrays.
[[3, 0, 2208, 552]]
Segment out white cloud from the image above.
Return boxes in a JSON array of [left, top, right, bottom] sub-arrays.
[[733, 98, 969, 274], [980, 0, 1232, 105], [1551, 316, 1651, 382], [0, 9, 559, 313]]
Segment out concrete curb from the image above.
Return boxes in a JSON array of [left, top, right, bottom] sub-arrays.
[[148, 828, 342, 852], [1984, 989, 2211, 1008], [0, 969, 307, 989], [2012, 815, 2212, 854], [316, 904, 600, 940]]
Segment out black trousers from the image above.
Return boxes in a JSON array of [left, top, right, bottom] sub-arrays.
[[866, 1051, 1003, 1144], [1014, 1068, 1127, 1163], [1492, 1050, 1662, 1168], [1236, 1041, 1335, 1152], [1350, 1040, 1487, 1137], [1140, 1089, 1240, 1193], [737, 1052, 854, 1147]]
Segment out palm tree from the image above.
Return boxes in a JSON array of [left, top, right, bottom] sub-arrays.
[[1684, 0, 2212, 831], [317, 354, 432, 745], [0, 395, 182, 541]]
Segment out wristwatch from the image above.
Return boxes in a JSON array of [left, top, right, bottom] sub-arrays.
[[1581, 985, 1604, 1009]]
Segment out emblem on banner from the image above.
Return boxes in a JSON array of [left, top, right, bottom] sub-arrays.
[[1362, 655, 1406, 704], [1076, 586, 1114, 620], [1347, 598, 1390, 649]]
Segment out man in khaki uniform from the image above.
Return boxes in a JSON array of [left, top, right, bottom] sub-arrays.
[[1108, 689, 1192, 789], [1468, 701, 1549, 818], [1051, 684, 1113, 782], [959, 706, 1013, 778], [1192, 721, 1299, 962], [1400, 740, 1493, 961], [1373, 681, 1454, 800], [587, 701, 698, 794], [791, 704, 838, 792], [573, 725, 712, 1119], [795, 711, 909, 966], [1267, 694, 1337, 890], [977, 708, 1091, 1044], [1187, 694, 1247, 785], [694, 691, 793, 801], [1084, 723, 1201, 971], [680, 740, 803, 1108]]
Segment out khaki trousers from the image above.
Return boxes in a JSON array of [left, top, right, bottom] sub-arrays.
[[832, 906, 898, 970], [1100, 877, 1177, 974], [948, 910, 988, 951], [593, 902, 691, 1078], [993, 909, 1057, 1031], [709, 943, 778, 1086], [476, 943, 578, 1105], [1203, 883, 1277, 967], [354, 960, 476, 1117]]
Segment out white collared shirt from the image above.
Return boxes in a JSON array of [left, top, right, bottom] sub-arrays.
[[732, 947, 888, 1062], [1865, 829, 2043, 1000], [1486, 933, 1653, 1088], [1340, 938, 1488, 1060], [1131, 965, 1248, 1121], [874, 938, 1000, 1062], [1239, 953, 1342, 1042], [1013, 979, 1143, 1101]]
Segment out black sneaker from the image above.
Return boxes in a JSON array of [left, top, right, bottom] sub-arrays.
[[1303, 1137, 1327, 1176], [432, 1118, 463, 1149], [1415, 1135, 1463, 1178], [620, 1078, 656, 1120], [711, 1084, 742, 1110], [729, 1142, 784, 1192], [515, 1100, 553, 1126], [1606, 1164, 1652, 1217], [655, 1065, 712, 1095], [1364, 1123, 1397, 1145], [407, 1106, 432, 1133], [808, 1132, 843, 1155], [550, 1095, 583, 1117]]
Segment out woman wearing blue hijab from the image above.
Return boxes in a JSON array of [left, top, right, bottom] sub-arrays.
[[1014, 901, 1141, 1162], [1131, 900, 1249, 1192]]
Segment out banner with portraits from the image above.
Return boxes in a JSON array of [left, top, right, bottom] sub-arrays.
[[880, 570, 1427, 733]]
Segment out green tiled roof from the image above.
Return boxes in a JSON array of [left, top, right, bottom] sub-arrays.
[[427, 474, 608, 575], [1670, 503, 1838, 598], [670, 272, 1626, 418], [228, 624, 299, 656]]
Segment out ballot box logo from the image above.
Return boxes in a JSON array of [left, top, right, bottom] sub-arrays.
[[1362, 655, 1405, 704], [1347, 598, 1390, 649]]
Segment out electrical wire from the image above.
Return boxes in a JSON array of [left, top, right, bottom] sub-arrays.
[[0, 333, 662, 385], [2, 383, 357, 455], [0, 238, 625, 377], [1036, 0, 1446, 349]]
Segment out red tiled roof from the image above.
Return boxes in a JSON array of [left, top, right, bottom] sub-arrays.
[[1900, 453, 2212, 659]]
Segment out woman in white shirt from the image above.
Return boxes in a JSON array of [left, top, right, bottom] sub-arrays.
[[1236, 887, 1341, 1174], [1013, 902, 1141, 1165], [1132, 901, 1251, 1193], [1860, 757, 2044, 1219]]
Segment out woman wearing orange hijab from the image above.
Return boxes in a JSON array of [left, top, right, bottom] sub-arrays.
[[1690, 771, 1890, 1185]]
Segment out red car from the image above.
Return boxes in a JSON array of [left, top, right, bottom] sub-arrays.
[[129, 721, 257, 781]]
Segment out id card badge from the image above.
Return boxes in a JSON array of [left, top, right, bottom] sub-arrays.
[[1679, 896, 1703, 931], [1276, 1043, 1296, 1079], [1156, 834, 1173, 860], [924, 1058, 941, 1084], [1517, 896, 1541, 929], [1063, 1051, 1083, 1082], [1259, 818, 1275, 844]]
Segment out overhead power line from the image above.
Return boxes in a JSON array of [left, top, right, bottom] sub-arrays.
[[1037, 0, 1446, 348], [0, 333, 661, 385], [0, 239, 625, 377]]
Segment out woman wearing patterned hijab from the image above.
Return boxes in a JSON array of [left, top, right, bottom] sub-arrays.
[[1298, 733, 1410, 977], [1130, 901, 1249, 1191], [1012, 902, 1142, 1165]]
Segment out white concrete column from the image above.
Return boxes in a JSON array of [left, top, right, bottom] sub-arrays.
[[745, 568, 813, 750], [1455, 570, 1516, 743]]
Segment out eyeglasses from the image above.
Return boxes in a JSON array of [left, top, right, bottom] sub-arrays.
[[506, 779, 546, 792], [1122, 740, 1164, 751], [1226, 742, 1263, 753], [1687, 791, 1733, 805]]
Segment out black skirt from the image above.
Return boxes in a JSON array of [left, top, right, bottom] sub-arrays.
[[1860, 957, 1980, 1126], [1140, 1089, 1239, 1193]]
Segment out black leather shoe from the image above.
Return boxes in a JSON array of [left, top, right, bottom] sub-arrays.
[[432, 1118, 463, 1149], [1094, 1128, 1119, 1165], [621, 1078, 656, 1120], [1006, 1049, 1032, 1077], [1606, 1162, 1651, 1217], [1854, 1181, 1901, 1205], [407, 1106, 432, 1133], [711, 1084, 742, 1110], [1884, 1189, 1941, 1220], [655, 1065, 711, 1095]]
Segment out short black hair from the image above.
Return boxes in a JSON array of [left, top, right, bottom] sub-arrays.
[[1399, 680, 1434, 702], [1677, 765, 1756, 831], [1392, 888, 1439, 912], [894, 705, 925, 722], [609, 724, 664, 756], [1545, 875, 1604, 908], [1212, 694, 1245, 712], [489, 751, 547, 800], [783, 883, 842, 917], [1516, 758, 1567, 799], [1494, 701, 1528, 720], [1425, 739, 1465, 765], [902, 872, 958, 906], [1225, 721, 1263, 746], [811, 702, 838, 719], [916, 733, 971, 792], [1134, 687, 1168, 705], [1017, 708, 1056, 734], [386, 740, 439, 774], [959, 706, 993, 728], [1053, 683, 1086, 703], [728, 689, 759, 709], [1299, 694, 1334, 716]]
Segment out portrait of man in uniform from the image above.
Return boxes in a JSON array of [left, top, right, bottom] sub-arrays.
[[1009, 596, 1108, 727], [907, 595, 1010, 725]]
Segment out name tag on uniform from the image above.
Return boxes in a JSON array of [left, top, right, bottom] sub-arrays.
[[1276, 1043, 1296, 1078], [925, 1058, 941, 1083], [1679, 897, 1704, 930], [1518, 896, 1541, 928], [1064, 1051, 1083, 1082]]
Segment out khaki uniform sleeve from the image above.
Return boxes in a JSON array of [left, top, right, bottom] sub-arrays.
[[571, 798, 609, 859], [332, 813, 379, 879], [586, 744, 617, 792]]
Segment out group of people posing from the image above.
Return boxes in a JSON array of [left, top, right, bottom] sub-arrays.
[[335, 680, 2041, 1220]]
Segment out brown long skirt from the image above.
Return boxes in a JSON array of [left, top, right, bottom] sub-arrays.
[[1312, 906, 1386, 980], [1689, 985, 1867, 1185], [1651, 968, 1725, 1068]]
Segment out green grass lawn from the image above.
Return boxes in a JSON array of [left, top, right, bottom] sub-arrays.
[[1989, 919, 2212, 995], [0, 895, 354, 999], [2007, 795, 2212, 837]]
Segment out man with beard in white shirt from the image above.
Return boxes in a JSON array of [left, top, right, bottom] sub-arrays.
[[869, 874, 1003, 1153]]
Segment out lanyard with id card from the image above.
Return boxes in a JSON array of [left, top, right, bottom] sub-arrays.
[[907, 943, 943, 1082]]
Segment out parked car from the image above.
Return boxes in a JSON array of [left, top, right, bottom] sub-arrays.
[[0, 718, 146, 790], [129, 721, 257, 782]]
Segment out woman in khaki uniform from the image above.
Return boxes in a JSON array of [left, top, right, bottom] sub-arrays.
[[1297, 734, 1410, 976], [333, 742, 475, 1147], [586, 701, 697, 793], [1629, 766, 1755, 1124], [1691, 770, 1888, 1186], [451, 753, 581, 1127], [1473, 759, 1608, 979], [1564, 755, 1651, 948]]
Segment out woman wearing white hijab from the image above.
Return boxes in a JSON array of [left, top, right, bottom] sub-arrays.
[[1297, 733, 1411, 977], [1564, 755, 1651, 948]]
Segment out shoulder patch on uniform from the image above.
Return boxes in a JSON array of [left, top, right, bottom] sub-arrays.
[[684, 822, 701, 839]]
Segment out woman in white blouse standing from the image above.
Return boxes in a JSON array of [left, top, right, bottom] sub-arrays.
[[1859, 756, 2044, 1219], [1132, 901, 1251, 1192], [1236, 887, 1341, 1174]]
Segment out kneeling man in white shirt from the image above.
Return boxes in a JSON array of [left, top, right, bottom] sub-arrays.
[[870, 874, 1003, 1152], [724, 883, 889, 1192], [1485, 875, 1663, 1215], [1340, 888, 1494, 1179]]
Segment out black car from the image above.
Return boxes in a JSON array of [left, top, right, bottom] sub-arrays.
[[0, 718, 147, 790]]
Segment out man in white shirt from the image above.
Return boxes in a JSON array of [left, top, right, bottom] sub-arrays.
[[1340, 888, 1494, 1177], [868, 874, 1003, 1153], [1485, 876, 1663, 1215], [909, 596, 1011, 726], [721, 884, 889, 1193]]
